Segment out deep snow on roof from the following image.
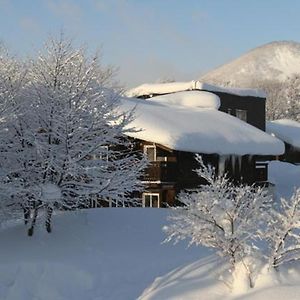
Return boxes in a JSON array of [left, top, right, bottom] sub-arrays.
[[266, 119, 300, 149], [125, 80, 266, 98], [145, 90, 221, 109], [121, 95, 284, 156]]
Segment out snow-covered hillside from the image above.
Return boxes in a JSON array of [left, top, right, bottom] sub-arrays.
[[200, 41, 300, 87]]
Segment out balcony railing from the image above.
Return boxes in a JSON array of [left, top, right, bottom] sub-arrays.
[[143, 161, 177, 182]]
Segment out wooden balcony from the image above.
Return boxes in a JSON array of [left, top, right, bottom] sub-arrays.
[[143, 161, 177, 182]]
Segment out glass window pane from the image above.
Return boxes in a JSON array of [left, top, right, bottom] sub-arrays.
[[152, 195, 159, 208], [144, 195, 151, 207], [236, 109, 247, 122], [145, 147, 155, 161], [144, 145, 156, 161]]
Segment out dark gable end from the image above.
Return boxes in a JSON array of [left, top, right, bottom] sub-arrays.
[[203, 90, 266, 131]]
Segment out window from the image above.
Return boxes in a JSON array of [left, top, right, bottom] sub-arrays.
[[227, 108, 233, 115], [142, 193, 160, 208], [92, 146, 109, 161], [235, 109, 247, 122], [144, 145, 156, 161]]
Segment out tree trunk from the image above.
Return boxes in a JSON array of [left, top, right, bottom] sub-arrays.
[[45, 205, 53, 233], [23, 206, 30, 225], [28, 207, 38, 236]]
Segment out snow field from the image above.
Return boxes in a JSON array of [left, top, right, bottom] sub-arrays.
[[0, 208, 206, 300], [1, 162, 300, 299]]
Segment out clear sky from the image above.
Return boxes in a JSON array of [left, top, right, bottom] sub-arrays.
[[1, 0, 300, 88]]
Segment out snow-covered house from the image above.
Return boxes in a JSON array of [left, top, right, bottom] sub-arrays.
[[126, 81, 267, 130], [267, 119, 300, 164], [122, 81, 284, 207]]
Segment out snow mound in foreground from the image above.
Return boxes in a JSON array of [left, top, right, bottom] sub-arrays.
[[139, 256, 300, 300], [0, 208, 205, 300]]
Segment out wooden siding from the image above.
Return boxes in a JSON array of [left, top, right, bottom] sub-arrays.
[[210, 91, 266, 131], [138, 140, 269, 207], [278, 142, 300, 164]]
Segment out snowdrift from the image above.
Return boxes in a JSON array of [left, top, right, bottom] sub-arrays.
[[139, 256, 300, 300]]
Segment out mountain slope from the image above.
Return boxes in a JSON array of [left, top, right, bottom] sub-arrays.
[[200, 41, 300, 87]]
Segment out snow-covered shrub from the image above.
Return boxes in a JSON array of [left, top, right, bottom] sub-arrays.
[[164, 155, 272, 287], [264, 188, 300, 269], [0, 36, 147, 235]]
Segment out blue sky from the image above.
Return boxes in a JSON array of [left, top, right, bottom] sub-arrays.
[[0, 0, 300, 88]]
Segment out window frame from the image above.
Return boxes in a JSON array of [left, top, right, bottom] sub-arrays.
[[142, 192, 160, 208], [143, 144, 157, 161], [235, 109, 247, 122]]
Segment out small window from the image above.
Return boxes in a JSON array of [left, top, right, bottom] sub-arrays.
[[144, 145, 156, 161], [92, 146, 109, 161], [236, 109, 247, 122], [227, 108, 233, 115], [142, 193, 160, 208]]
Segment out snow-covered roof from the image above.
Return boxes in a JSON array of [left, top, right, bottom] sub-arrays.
[[145, 91, 221, 109], [120, 95, 284, 156], [125, 80, 266, 98], [266, 119, 300, 149]]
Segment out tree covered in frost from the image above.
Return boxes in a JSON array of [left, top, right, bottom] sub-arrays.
[[0, 43, 27, 123], [251, 76, 300, 121], [0, 36, 147, 235], [263, 188, 300, 269], [284, 74, 300, 122], [0, 44, 29, 225], [164, 155, 271, 277], [249, 79, 288, 121]]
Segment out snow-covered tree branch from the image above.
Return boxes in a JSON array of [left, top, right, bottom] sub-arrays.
[[264, 188, 300, 269], [164, 155, 272, 282], [0, 36, 147, 235]]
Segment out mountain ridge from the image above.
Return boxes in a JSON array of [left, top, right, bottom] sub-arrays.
[[200, 40, 300, 87]]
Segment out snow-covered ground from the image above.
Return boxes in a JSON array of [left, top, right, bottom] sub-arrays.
[[139, 258, 300, 300], [1, 161, 300, 300], [139, 161, 300, 300], [0, 209, 207, 300]]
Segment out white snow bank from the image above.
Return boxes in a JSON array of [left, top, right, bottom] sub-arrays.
[[147, 90, 220, 109], [266, 119, 300, 149], [139, 256, 300, 300], [268, 160, 300, 198], [121, 97, 284, 155], [0, 208, 205, 300], [125, 80, 266, 98]]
